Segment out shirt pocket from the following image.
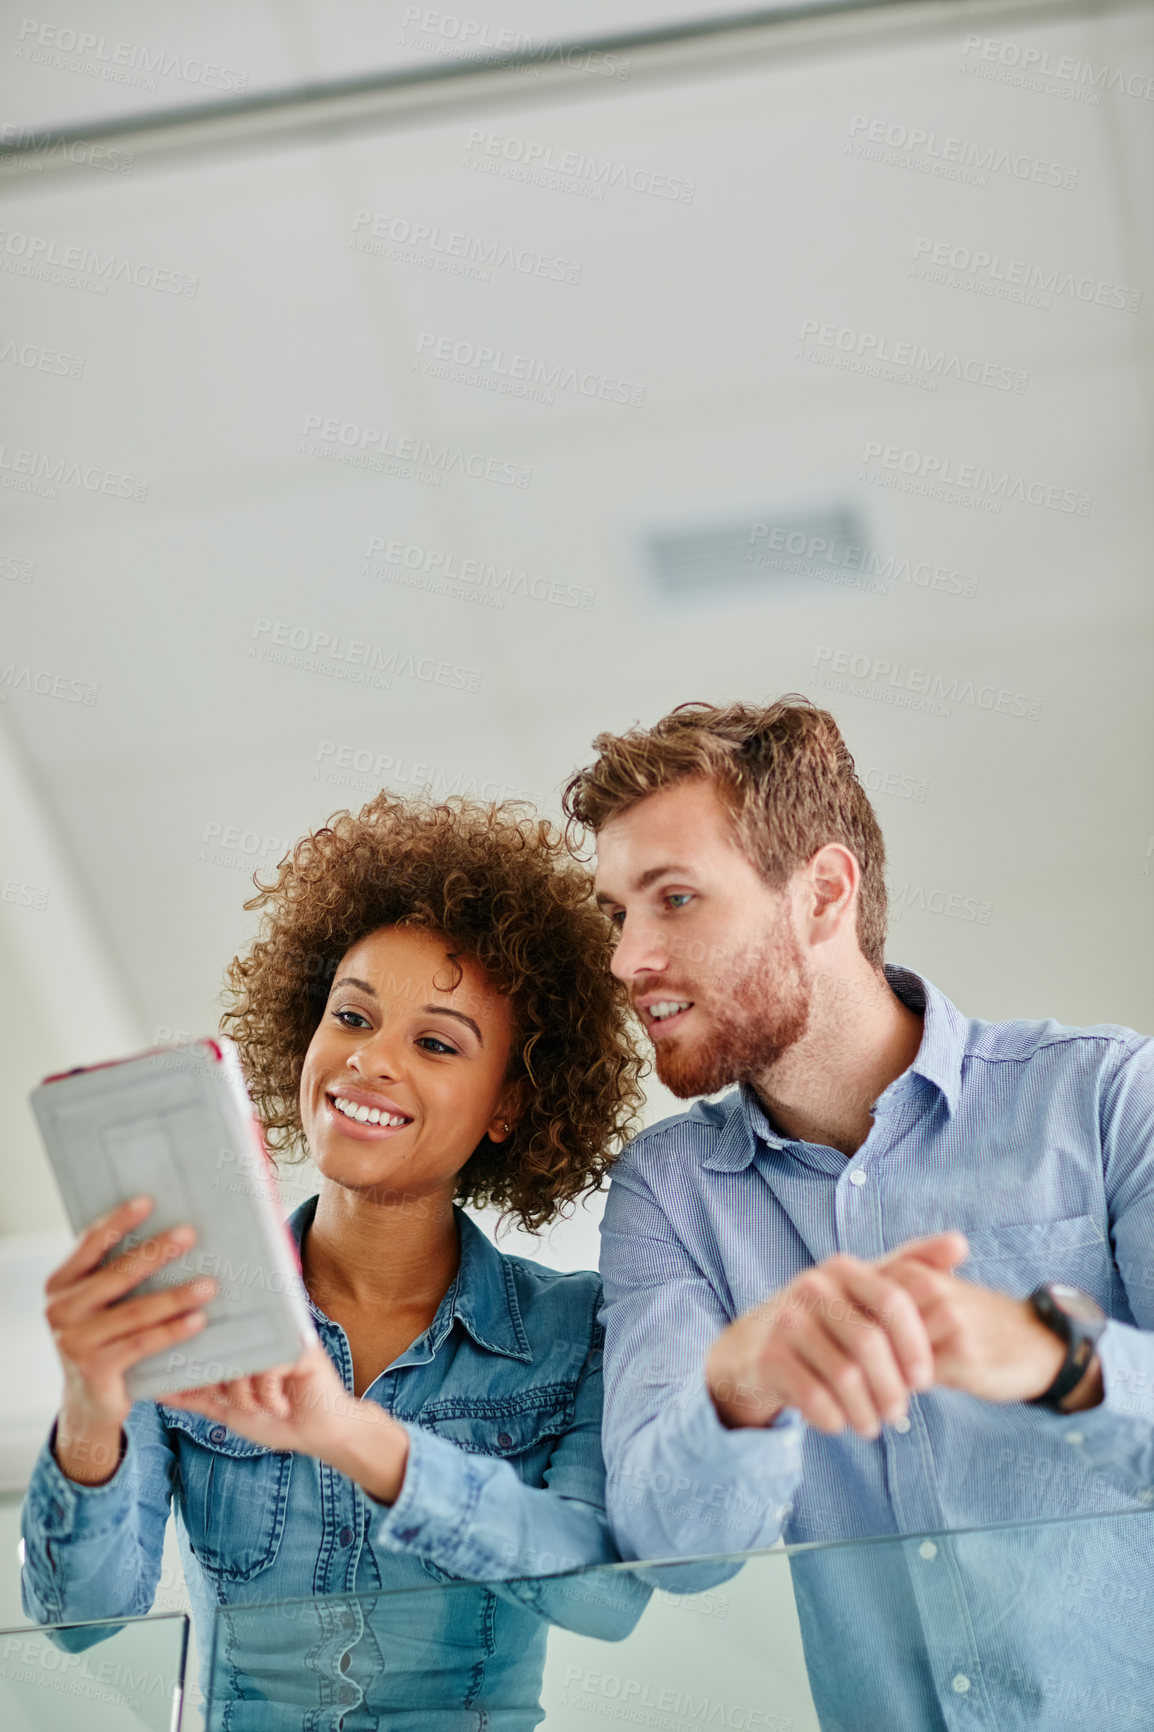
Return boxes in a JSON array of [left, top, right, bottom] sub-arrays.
[[412, 1387, 578, 1586], [160, 1407, 294, 1583], [959, 1212, 1111, 1302], [416, 1384, 575, 1463]]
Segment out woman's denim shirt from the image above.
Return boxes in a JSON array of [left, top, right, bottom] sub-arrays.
[[21, 1198, 644, 1728]]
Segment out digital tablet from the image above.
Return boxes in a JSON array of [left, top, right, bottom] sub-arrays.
[[30, 1036, 318, 1401]]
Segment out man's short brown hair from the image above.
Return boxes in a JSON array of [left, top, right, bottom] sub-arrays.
[[561, 697, 888, 967]]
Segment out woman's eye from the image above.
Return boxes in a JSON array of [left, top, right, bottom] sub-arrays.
[[608, 909, 625, 928], [665, 892, 693, 910], [332, 1008, 371, 1029], [417, 1036, 457, 1055]]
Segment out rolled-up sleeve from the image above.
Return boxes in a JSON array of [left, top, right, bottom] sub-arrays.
[[598, 1147, 803, 1564], [21, 1404, 177, 1625], [369, 1331, 649, 1639], [1059, 1040, 1154, 1494]]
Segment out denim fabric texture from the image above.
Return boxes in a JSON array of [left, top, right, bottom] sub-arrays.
[[22, 1197, 640, 1729]]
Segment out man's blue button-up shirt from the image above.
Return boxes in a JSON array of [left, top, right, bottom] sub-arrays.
[[600, 964, 1154, 1730]]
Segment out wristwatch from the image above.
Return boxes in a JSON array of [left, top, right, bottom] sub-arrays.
[[1026, 1283, 1107, 1410]]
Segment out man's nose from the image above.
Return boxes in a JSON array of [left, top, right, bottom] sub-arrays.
[[610, 917, 667, 983]]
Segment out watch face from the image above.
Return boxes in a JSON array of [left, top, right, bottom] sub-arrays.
[[1049, 1283, 1106, 1324]]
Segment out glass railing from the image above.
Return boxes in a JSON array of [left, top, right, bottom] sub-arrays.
[[0, 1610, 188, 1730], [200, 1505, 1154, 1730], [8, 1508, 1154, 1728]]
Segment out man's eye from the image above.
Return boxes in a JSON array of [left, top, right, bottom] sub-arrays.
[[609, 910, 626, 928], [333, 1008, 371, 1029], [666, 892, 693, 910]]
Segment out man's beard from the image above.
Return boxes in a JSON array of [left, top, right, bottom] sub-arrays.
[[650, 916, 811, 1099]]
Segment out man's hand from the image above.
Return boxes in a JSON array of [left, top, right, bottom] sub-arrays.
[[705, 1233, 969, 1436], [160, 1342, 411, 1503], [883, 1258, 1101, 1409]]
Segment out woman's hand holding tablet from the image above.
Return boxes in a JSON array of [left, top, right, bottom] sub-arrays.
[[44, 1194, 216, 1484], [43, 1188, 412, 1503]]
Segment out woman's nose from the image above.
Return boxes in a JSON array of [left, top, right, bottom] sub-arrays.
[[347, 1028, 402, 1078]]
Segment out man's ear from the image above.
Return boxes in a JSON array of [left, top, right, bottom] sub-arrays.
[[805, 843, 860, 940]]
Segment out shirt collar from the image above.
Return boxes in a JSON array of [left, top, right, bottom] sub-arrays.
[[882, 962, 965, 1119], [704, 962, 965, 1168], [285, 1194, 533, 1363]]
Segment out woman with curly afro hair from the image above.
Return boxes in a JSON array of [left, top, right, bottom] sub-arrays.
[[24, 793, 651, 1725]]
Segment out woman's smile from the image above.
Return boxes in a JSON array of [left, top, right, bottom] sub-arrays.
[[323, 1083, 414, 1139]]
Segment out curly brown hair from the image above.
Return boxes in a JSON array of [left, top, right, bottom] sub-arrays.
[[562, 696, 888, 967], [220, 793, 647, 1232]]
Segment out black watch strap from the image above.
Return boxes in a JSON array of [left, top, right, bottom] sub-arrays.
[[1027, 1284, 1106, 1410]]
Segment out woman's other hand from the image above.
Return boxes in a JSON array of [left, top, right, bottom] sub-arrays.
[[45, 1195, 215, 1483], [160, 1342, 411, 1503]]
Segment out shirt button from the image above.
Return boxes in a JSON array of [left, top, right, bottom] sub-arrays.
[[919, 1541, 937, 1560], [338, 1525, 355, 1547], [1064, 1431, 1084, 1447], [208, 1426, 227, 1445], [339, 1684, 357, 1704], [496, 1432, 513, 1449], [892, 1416, 911, 1434], [848, 1170, 867, 1187], [952, 1674, 971, 1694]]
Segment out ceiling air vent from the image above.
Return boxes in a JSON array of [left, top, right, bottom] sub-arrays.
[[641, 501, 880, 605]]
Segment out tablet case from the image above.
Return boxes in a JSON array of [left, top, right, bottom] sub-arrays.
[[30, 1037, 317, 1400]]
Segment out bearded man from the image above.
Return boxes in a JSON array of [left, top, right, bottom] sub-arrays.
[[563, 699, 1154, 1732]]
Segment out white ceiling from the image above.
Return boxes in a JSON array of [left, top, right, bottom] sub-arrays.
[[2, 0, 1152, 1259]]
